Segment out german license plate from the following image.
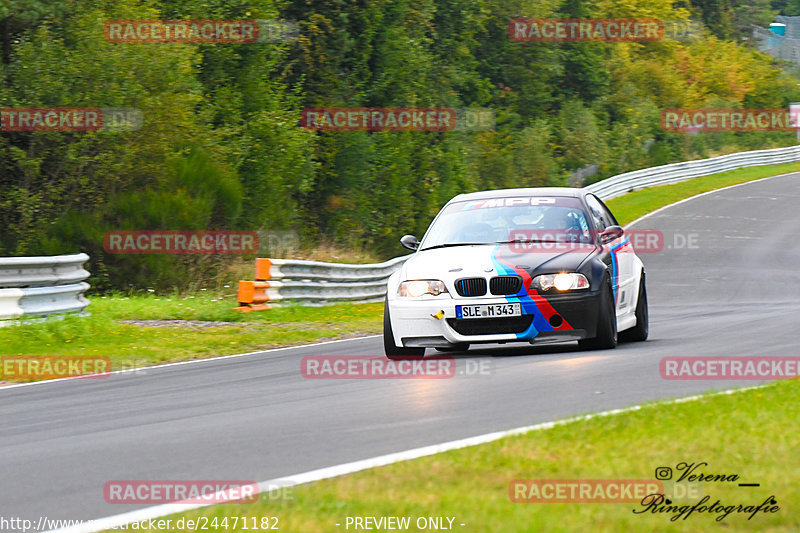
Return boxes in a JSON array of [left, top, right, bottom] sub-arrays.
[[456, 303, 521, 319]]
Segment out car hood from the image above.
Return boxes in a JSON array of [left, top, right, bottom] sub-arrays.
[[401, 243, 597, 281]]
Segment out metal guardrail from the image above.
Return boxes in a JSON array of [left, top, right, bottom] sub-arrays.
[[238, 145, 800, 306], [0, 253, 90, 288], [585, 145, 800, 201], [238, 279, 390, 304], [237, 256, 408, 307], [0, 254, 91, 321], [254, 256, 409, 282]]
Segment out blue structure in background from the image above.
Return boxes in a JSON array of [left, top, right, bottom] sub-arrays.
[[769, 22, 787, 50], [770, 22, 787, 36], [754, 18, 800, 63]]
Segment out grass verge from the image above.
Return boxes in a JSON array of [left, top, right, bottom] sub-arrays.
[[111, 380, 799, 533], [606, 160, 800, 225], [0, 295, 382, 381], [4, 159, 800, 379]]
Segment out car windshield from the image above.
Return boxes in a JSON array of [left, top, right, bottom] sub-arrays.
[[419, 196, 593, 250]]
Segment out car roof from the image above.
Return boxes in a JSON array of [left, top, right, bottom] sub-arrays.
[[448, 187, 588, 203]]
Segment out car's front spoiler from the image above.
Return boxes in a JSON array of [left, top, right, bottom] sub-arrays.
[[390, 290, 602, 348]]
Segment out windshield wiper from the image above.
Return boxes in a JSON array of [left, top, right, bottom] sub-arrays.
[[496, 239, 591, 245], [421, 242, 490, 250]]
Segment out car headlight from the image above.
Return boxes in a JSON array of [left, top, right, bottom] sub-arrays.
[[398, 280, 449, 297], [531, 273, 589, 291]]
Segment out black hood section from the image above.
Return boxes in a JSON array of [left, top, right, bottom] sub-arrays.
[[494, 243, 597, 277]]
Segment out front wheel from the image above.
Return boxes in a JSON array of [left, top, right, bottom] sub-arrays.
[[578, 278, 617, 350], [384, 297, 425, 359], [620, 273, 648, 342]]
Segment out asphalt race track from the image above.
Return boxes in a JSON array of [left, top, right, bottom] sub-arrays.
[[3, 173, 800, 526]]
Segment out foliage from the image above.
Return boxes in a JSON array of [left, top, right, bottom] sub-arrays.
[[1, 0, 799, 290]]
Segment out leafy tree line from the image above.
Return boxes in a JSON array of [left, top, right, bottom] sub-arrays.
[[1, 0, 799, 290]]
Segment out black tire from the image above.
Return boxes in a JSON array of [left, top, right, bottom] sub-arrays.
[[435, 344, 470, 352], [383, 297, 425, 359], [578, 277, 617, 350], [620, 273, 648, 342]]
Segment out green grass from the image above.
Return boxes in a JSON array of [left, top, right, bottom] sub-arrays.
[[4, 159, 800, 381], [91, 159, 800, 532], [606, 161, 800, 226], [8, 158, 796, 529], [114, 380, 800, 533], [0, 294, 382, 381]]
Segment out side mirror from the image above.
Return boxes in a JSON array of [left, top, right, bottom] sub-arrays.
[[599, 225, 624, 244], [400, 234, 419, 251]]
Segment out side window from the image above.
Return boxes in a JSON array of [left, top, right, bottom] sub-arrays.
[[585, 195, 608, 230], [594, 196, 618, 227], [586, 194, 617, 229]]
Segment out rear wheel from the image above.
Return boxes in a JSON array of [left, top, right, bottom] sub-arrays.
[[383, 297, 425, 359], [578, 278, 617, 350], [620, 273, 648, 342]]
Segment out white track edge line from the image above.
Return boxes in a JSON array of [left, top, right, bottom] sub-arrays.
[[623, 169, 800, 228], [39, 169, 798, 530], [11, 168, 800, 393], [47, 383, 769, 533], [0, 335, 381, 392]]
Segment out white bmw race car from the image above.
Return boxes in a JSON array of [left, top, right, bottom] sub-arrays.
[[384, 187, 648, 358]]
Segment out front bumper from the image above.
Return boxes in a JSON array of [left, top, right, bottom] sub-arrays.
[[389, 291, 602, 348]]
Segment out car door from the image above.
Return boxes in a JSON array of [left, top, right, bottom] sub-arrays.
[[585, 194, 636, 318]]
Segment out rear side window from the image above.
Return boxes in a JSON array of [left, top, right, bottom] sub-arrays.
[[585, 194, 616, 230]]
